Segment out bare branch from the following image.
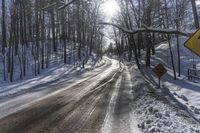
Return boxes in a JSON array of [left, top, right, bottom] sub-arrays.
[[58, 0, 78, 10], [41, 1, 65, 11], [99, 22, 192, 37], [41, 3, 57, 10]]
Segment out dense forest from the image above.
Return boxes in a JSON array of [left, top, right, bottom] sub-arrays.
[[0, 0, 105, 82]]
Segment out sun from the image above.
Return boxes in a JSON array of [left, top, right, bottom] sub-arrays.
[[197, 0, 200, 5], [102, 0, 120, 18]]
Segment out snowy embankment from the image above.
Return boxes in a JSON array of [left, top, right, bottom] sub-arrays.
[[128, 64, 200, 133], [0, 54, 105, 100], [142, 37, 200, 122]]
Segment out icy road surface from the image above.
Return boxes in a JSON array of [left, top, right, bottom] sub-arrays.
[[0, 57, 141, 133]]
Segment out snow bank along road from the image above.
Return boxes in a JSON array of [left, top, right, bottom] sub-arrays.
[[0, 57, 141, 133]]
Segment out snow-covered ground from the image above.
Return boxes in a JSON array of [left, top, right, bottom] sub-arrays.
[[142, 36, 200, 123], [128, 63, 200, 133], [0, 54, 105, 101]]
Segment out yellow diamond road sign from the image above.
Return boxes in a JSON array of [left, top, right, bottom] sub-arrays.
[[184, 28, 200, 57]]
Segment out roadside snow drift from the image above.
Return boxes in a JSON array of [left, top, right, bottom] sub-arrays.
[[143, 36, 200, 122]]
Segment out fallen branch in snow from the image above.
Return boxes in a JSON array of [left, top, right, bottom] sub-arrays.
[[99, 22, 193, 37]]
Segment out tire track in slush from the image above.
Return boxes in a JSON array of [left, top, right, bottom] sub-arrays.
[[101, 66, 141, 133], [46, 70, 121, 133]]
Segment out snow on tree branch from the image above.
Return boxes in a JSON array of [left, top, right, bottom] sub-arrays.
[[99, 22, 193, 37]]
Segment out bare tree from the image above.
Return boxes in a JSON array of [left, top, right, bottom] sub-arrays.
[[191, 0, 199, 28], [1, 0, 7, 81]]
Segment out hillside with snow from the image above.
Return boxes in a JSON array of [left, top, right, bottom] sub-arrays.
[[142, 36, 200, 122], [0, 47, 104, 101]]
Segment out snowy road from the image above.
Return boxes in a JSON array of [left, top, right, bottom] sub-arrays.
[[0, 57, 141, 133]]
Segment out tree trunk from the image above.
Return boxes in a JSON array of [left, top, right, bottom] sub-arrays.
[[41, 11, 45, 69], [191, 0, 199, 28], [176, 34, 181, 77], [130, 35, 140, 69], [168, 35, 177, 80], [146, 33, 151, 67], [2, 0, 7, 81], [51, 10, 57, 52]]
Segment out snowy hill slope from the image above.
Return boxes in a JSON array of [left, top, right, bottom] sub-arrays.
[[142, 36, 200, 122], [127, 63, 200, 133], [0, 53, 104, 101]]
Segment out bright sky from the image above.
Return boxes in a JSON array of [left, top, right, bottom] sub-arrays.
[[102, 0, 120, 21], [196, 0, 200, 5], [101, 0, 120, 47]]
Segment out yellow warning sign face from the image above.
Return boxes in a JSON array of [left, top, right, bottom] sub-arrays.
[[184, 28, 200, 57]]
